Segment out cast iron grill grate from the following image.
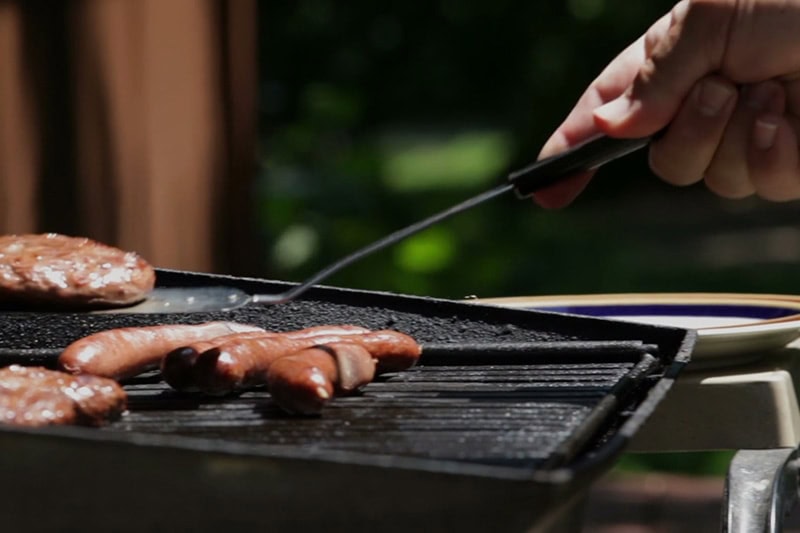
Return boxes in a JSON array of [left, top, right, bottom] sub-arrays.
[[104, 359, 645, 469]]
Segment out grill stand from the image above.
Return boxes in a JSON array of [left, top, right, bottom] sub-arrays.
[[722, 448, 800, 533], [613, 343, 800, 531]]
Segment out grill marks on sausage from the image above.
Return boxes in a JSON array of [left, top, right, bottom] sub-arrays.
[[0, 365, 126, 426]]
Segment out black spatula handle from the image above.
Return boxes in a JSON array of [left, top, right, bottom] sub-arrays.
[[508, 134, 655, 198]]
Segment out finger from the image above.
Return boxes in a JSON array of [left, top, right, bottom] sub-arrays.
[[534, 125, 597, 208], [648, 75, 737, 186], [748, 113, 800, 201], [539, 36, 648, 157], [594, 0, 733, 137], [530, 172, 594, 209], [533, 37, 649, 208], [704, 81, 786, 198]]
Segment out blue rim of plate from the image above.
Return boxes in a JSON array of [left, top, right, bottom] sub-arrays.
[[474, 294, 800, 332], [534, 303, 799, 322], [475, 294, 800, 361]]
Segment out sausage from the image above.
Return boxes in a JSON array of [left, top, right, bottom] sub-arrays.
[[59, 321, 265, 380], [354, 330, 422, 373], [267, 343, 376, 415], [266, 347, 338, 415], [193, 330, 420, 396], [161, 325, 371, 392], [193, 335, 344, 395], [330, 343, 376, 393], [161, 331, 270, 392]]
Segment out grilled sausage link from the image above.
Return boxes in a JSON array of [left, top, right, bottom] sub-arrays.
[[266, 348, 338, 415], [330, 342, 377, 392], [267, 343, 376, 415], [193, 330, 420, 396], [59, 321, 265, 380], [161, 325, 371, 392]]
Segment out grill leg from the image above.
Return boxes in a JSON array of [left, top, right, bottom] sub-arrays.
[[722, 448, 800, 533]]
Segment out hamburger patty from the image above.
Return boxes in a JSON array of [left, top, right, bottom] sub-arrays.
[[0, 365, 126, 426], [0, 233, 155, 308]]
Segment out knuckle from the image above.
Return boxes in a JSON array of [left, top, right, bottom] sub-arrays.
[[683, 0, 737, 72]]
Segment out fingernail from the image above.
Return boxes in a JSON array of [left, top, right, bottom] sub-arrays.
[[696, 78, 734, 116], [594, 96, 633, 126], [754, 117, 778, 150]]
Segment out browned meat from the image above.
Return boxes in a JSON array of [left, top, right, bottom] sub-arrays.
[[266, 348, 339, 415], [329, 342, 376, 393], [191, 330, 420, 396], [59, 321, 266, 380], [267, 343, 376, 415], [0, 365, 126, 426], [161, 325, 371, 392], [0, 233, 156, 308]]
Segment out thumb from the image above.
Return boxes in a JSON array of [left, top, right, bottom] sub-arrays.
[[593, 0, 730, 137]]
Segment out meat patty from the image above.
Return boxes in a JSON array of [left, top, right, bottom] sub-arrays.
[[0, 233, 155, 308], [0, 365, 126, 426]]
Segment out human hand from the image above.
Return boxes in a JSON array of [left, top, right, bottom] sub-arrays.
[[535, 0, 800, 208]]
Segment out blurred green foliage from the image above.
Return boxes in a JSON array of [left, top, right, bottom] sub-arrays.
[[258, 2, 800, 476], [258, 0, 678, 297], [258, 1, 800, 300]]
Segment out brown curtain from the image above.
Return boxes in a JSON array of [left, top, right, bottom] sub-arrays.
[[0, 0, 259, 275]]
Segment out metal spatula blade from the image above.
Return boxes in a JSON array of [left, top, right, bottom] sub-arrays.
[[92, 287, 251, 314], [98, 134, 653, 314]]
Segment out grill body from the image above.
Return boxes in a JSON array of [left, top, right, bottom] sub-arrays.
[[0, 269, 694, 531]]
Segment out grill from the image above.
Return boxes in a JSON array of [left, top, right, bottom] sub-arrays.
[[0, 269, 694, 532]]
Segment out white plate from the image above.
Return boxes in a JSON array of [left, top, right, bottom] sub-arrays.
[[475, 293, 800, 367]]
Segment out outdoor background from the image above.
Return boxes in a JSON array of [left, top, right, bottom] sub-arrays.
[[257, 1, 800, 477]]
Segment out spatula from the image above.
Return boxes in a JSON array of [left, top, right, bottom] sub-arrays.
[[102, 134, 654, 314]]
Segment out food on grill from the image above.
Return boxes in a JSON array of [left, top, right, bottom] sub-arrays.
[[0, 365, 126, 426], [57, 321, 420, 417], [0, 233, 156, 308], [190, 330, 421, 396], [161, 325, 371, 392], [327, 342, 377, 392], [267, 344, 376, 415], [59, 321, 266, 380]]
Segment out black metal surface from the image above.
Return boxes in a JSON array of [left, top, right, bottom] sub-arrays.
[[0, 269, 692, 354], [0, 269, 695, 532], [109, 359, 642, 471]]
